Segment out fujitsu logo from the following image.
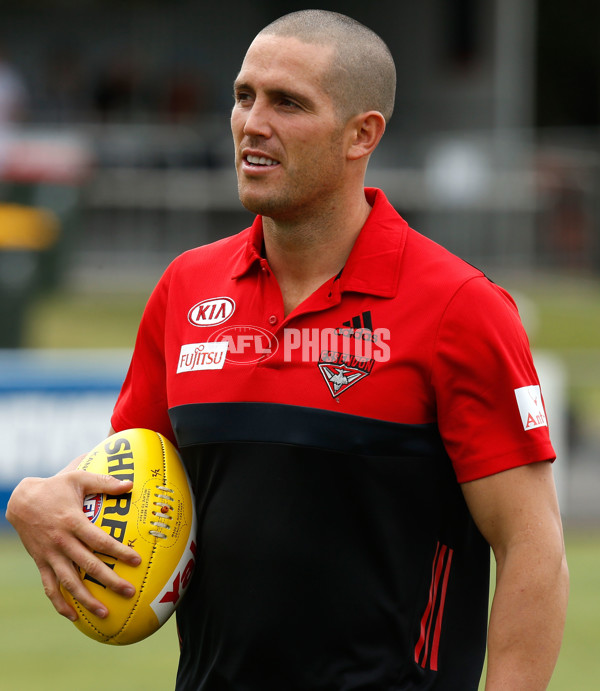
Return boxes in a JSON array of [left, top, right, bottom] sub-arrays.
[[188, 297, 235, 327], [177, 342, 228, 372]]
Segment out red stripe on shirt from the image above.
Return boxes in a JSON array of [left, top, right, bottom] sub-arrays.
[[430, 547, 454, 671], [415, 542, 454, 671]]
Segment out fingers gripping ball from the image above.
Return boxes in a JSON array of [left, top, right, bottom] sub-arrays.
[[61, 428, 197, 645]]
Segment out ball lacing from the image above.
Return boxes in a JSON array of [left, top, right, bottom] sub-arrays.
[[149, 485, 175, 539]]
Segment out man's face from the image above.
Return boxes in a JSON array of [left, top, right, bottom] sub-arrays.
[[231, 34, 349, 221]]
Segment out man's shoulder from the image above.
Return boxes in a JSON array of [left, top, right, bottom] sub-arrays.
[[404, 225, 485, 286], [168, 226, 253, 273], [402, 228, 521, 322], [148, 226, 254, 295], [183, 226, 251, 260]]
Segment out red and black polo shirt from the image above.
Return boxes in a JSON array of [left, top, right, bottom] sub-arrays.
[[112, 188, 555, 690]]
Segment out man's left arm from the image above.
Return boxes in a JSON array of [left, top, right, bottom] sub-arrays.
[[461, 461, 569, 691]]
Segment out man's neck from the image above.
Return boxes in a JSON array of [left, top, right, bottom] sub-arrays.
[[262, 192, 372, 316]]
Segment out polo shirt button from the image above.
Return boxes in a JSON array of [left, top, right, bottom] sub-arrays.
[[268, 314, 278, 325]]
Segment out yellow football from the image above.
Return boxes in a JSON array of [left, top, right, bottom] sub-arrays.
[[61, 428, 197, 645]]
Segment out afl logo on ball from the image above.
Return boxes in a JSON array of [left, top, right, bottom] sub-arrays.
[[188, 297, 236, 327], [83, 493, 103, 523]]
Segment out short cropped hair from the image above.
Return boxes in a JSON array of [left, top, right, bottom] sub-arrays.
[[259, 10, 396, 123]]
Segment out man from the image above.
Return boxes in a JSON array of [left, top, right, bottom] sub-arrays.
[[7, 10, 568, 690], [0, 45, 28, 125]]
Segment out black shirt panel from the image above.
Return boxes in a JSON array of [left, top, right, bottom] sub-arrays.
[[171, 401, 443, 458], [170, 403, 489, 691]]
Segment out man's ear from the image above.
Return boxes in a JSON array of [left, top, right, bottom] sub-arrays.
[[346, 111, 386, 161]]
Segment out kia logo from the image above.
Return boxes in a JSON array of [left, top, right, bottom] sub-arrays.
[[188, 297, 235, 327], [210, 325, 278, 364]]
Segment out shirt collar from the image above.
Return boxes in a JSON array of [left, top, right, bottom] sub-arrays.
[[230, 215, 266, 279], [231, 188, 406, 298]]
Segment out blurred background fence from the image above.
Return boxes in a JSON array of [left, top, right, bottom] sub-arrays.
[[0, 0, 599, 523], [1, 122, 599, 284], [1, 0, 599, 280]]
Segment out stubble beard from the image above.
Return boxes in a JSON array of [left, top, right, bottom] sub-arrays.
[[236, 137, 346, 222], [237, 183, 307, 221]]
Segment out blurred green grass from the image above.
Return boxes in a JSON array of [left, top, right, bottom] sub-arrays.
[[551, 533, 600, 689], [22, 271, 600, 350], [506, 273, 600, 437], [515, 274, 600, 351], [1, 533, 179, 690], [23, 289, 147, 350], [481, 532, 600, 690], [2, 531, 597, 689]]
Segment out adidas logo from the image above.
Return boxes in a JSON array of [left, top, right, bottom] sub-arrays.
[[342, 310, 373, 332], [336, 310, 377, 342]]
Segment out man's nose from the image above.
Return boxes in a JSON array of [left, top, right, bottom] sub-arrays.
[[243, 98, 272, 138]]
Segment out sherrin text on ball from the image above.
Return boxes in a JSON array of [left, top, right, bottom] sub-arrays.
[[61, 428, 197, 645]]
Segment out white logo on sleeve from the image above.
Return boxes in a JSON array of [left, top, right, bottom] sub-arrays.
[[514, 385, 548, 431], [177, 342, 228, 373]]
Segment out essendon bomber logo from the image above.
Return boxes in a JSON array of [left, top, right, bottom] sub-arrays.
[[188, 297, 235, 327], [318, 350, 374, 397]]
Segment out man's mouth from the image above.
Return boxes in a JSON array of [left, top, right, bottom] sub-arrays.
[[245, 155, 279, 167]]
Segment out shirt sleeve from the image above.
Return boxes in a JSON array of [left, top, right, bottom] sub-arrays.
[[111, 264, 176, 444], [432, 276, 556, 483]]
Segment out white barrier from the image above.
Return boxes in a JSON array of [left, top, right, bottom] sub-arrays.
[[534, 351, 568, 514], [0, 349, 130, 519], [0, 348, 567, 520]]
